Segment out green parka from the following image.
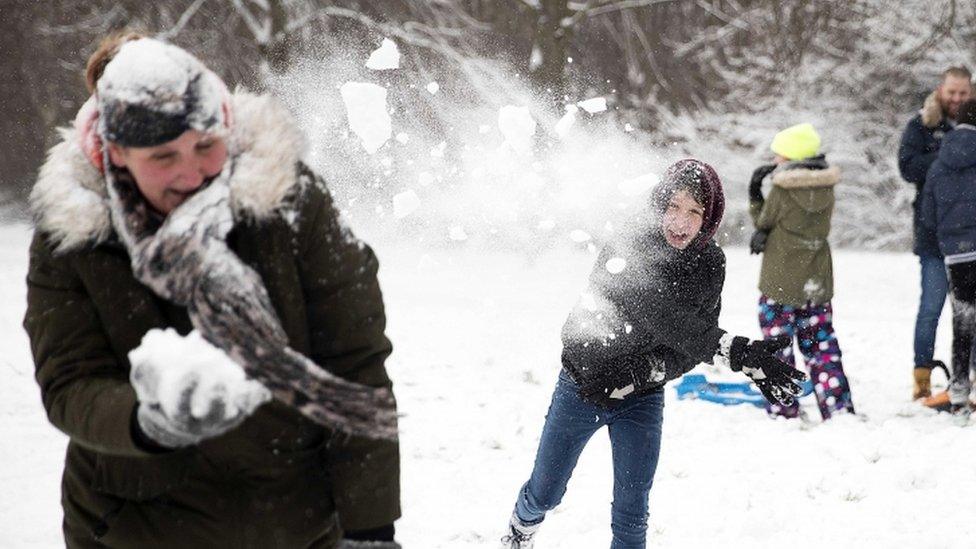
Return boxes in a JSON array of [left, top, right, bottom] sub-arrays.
[[23, 92, 400, 548], [750, 164, 840, 306]]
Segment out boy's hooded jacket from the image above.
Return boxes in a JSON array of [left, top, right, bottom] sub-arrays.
[[921, 125, 976, 259], [24, 91, 399, 548], [750, 155, 840, 306], [561, 160, 727, 400]]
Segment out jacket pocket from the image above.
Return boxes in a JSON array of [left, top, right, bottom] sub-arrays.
[[91, 450, 195, 501]]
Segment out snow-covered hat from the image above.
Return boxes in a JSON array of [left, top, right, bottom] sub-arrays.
[[96, 38, 231, 147], [652, 159, 725, 249]]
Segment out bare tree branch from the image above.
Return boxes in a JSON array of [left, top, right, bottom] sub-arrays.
[[230, 0, 270, 43], [160, 0, 209, 39], [584, 0, 676, 18]]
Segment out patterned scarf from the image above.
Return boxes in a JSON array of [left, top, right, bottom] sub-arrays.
[[103, 159, 398, 441]]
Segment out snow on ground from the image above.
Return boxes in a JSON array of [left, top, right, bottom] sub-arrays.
[[2, 222, 974, 547]]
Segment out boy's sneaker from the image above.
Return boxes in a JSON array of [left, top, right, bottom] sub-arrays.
[[501, 513, 541, 548]]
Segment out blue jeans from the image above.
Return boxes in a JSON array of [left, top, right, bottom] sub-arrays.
[[514, 371, 665, 549], [915, 254, 948, 367]]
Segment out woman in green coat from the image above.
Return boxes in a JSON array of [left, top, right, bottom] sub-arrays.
[[24, 33, 400, 548], [747, 123, 855, 421]]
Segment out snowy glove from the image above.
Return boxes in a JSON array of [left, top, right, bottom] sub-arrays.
[[130, 329, 271, 449], [749, 229, 770, 255], [725, 335, 806, 406], [749, 164, 777, 203]]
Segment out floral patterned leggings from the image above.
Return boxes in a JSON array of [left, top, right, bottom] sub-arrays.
[[758, 295, 855, 420]]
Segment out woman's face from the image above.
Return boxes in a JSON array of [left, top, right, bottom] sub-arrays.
[[661, 189, 705, 250], [108, 130, 227, 215]]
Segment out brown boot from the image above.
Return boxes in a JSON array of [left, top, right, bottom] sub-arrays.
[[922, 390, 951, 411], [913, 367, 932, 400]]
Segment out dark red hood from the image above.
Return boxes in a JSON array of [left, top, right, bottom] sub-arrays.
[[650, 158, 725, 249]]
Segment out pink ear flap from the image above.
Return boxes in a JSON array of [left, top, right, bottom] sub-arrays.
[[74, 95, 105, 173]]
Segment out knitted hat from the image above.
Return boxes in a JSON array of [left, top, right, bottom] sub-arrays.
[[651, 159, 725, 249], [96, 38, 230, 147], [770, 123, 821, 161]]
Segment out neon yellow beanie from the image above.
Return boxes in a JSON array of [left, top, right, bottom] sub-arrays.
[[770, 123, 821, 160]]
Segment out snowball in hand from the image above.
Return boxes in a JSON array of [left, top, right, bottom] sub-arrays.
[[128, 328, 270, 420]]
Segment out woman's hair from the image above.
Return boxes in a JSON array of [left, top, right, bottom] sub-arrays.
[[85, 30, 147, 94]]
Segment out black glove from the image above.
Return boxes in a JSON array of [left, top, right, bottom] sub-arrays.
[[727, 336, 806, 406], [749, 164, 777, 203], [576, 353, 667, 408], [749, 229, 770, 254]]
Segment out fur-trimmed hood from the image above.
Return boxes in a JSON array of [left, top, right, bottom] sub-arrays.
[[772, 166, 839, 214], [921, 91, 945, 129], [31, 91, 307, 253], [772, 166, 841, 189]]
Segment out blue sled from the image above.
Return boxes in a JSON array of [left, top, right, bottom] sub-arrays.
[[674, 374, 814, 408]]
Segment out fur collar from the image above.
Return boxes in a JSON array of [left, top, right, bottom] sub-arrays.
[[31, 91, 306, 253], [921, 91, 944, 128], [772, 166, 841, 189]]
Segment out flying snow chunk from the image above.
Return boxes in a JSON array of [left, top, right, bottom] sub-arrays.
[[393, 190, 421, 219], [578, 97, 608, 113], [624, 123, 635, 132], [619, 172, 660, 197], [605, 257, 627, 274], [426, 81, 440, 94], [340, 82, 392, 154], [498, 105, 537, 153], [365, 38, 400, 70], [570, 229, 592, 243], [449, 226, 469, 241], [395, 132, 410, 144], [554, 104, 579, 139]]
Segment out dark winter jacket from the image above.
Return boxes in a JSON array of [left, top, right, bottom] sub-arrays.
[[750, 155, 839, 306], [24, 92, 399, 548], [920, 125, 976, 260], [898, 92, 955, 256], [561, 161, 727, 401]]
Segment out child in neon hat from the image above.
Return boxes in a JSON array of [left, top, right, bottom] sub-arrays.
[[747, 123, 856, 420]]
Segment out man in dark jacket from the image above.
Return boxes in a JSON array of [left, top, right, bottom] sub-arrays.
[[921, 99, 976, 414], [898, 66, 972, 403]]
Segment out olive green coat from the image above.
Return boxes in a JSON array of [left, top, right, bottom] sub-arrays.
[[750, 166, 840, 306], [24, 92, 400, 548]]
